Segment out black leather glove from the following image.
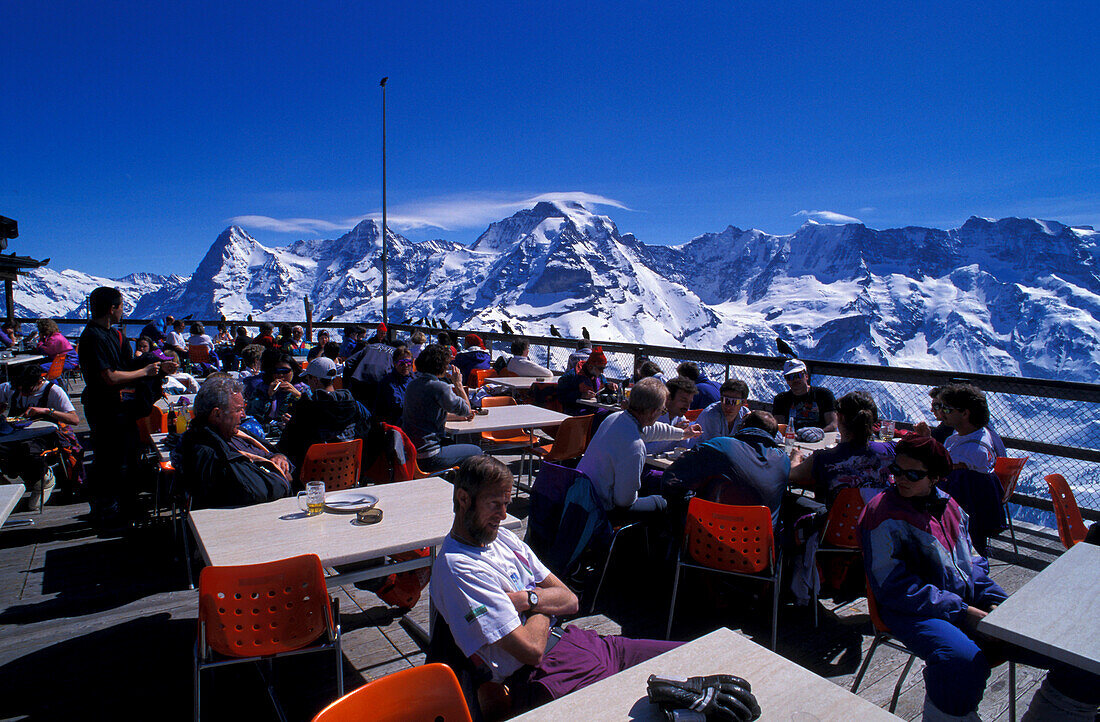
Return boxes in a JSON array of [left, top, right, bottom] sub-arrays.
[[647, 674, 761, 722]]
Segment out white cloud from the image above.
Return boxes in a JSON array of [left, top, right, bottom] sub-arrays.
[[230, 192, 633, 235], [793, 209, 863, 225]]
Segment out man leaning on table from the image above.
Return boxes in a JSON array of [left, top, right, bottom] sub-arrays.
[[178, 377, 293, 509], [430, 455, 681, 714]]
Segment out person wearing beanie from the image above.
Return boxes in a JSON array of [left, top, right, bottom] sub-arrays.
[[453, 333, 491, 387], [557, 345, 617, 415], [860, 437, 1100, 721]]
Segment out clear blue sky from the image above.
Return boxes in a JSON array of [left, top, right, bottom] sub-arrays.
[[4, 1, 1098, 278]]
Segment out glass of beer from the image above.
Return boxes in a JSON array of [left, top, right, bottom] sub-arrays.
[[880, 419, 896, 440], [297, 481, 326, 516]]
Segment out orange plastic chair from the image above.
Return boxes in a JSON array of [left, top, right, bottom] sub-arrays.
[[44, 354, 66, 382], [666, 499, 782, 649], [811, 488, 866, 627], [301, 439, 363, 491], [684, 408, 703, 422], [529, 413, 593, 463], [188, 345, 212, 365], [195, 554, 342, 721], [1045, 473, 1089, 548], [470, 368, 498, 388], [851, 579, 1016, 716], [994, 456, 1029, 553], [311, 663, 471, 722]]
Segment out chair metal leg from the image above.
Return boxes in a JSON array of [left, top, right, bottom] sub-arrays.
[[193, 644, 201, 722], [259, 659, 288, 722], [888, 653, 916, 714], [1008, 661, 1016, 722], [770, 569, 781, 651], [665, 560, 683, 639], [1007, 513, 1019, 555], [851, 634, 883, 694], [590, 524, 636, 611], [181, 513, 195, 590], [333, 597, 344, 696]]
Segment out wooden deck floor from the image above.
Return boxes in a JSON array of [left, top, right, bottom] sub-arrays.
[[0, 381, 1074, 720]]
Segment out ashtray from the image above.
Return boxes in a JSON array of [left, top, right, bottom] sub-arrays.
[[355, 507, 383, 525]]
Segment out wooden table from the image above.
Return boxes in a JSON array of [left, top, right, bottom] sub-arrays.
[[512, 627, 900, 720], [487, 375, 560, 389], [445, 404, 569, 434], [0, 484, 26, 527], [979, 541, 1100, 675], [187, 476, 522, 588]]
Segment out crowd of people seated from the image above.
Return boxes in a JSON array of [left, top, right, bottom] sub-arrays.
[[3, 299, 1095, 720]]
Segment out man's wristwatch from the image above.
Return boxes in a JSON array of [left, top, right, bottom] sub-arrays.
[[527, 590, 539, 610]]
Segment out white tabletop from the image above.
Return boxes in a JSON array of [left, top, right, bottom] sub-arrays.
[[188, 476, 521, 571], [487, 375, 560, 389], [0, 484, 25, 527], [0, 354, 44, 368], [979, 541, 1100, 675], [446, 404, 570, 434], [577, 398, 623, 411], [512, 627, 899, 720]]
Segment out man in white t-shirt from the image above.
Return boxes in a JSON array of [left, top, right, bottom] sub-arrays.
[[430, 455, 680, 714], [939, 384, 998, 474], [0, 365, 80, 509]]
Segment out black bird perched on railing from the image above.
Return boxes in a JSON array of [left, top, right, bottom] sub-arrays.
[[182, 313, 193, 321], [219, 313, 226, 322], [581, 327, 591, 340], [776, 337, 798, 358], [501, 321, 513, 335], [550, 325, 562, 338], [321, 314, 335, 323], [247, 314, 253, 322], [437, 319, 449, 329], [402, 317, 412, 325]]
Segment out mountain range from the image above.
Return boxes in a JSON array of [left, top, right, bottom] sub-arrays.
[[13, 201, 1100, 384]]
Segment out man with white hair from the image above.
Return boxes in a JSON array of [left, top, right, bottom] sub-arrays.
[[577, 377, 701, 513]]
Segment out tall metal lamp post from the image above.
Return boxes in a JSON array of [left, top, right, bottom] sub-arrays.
[[379, 76, 389, 325]]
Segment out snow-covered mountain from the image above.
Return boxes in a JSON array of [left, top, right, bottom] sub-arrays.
[[13, 202, 1100, 384]]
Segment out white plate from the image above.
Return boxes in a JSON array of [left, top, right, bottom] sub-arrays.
[[323, 490, 379, 513]]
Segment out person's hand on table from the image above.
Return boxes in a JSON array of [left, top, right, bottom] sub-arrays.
[[911, 421, 931, 437], [681, 423, 702, 440], [963, 605, 988, 631], [580, 388, 596, 399], [25, 406, 51, 419], [789, 448, 806, 465]]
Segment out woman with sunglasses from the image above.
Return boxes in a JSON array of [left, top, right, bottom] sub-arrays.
[[375, 347, 416, 426], [244, 350, 306, 429], [861, 437, 1099, 721]]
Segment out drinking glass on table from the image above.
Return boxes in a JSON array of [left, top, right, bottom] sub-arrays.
[[880, 419, 896, 440], [297, 481, 326, 516]]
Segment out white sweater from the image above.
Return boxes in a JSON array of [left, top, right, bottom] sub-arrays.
[[577, 410, 682, 511]]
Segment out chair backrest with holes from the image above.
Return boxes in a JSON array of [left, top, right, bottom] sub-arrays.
[[198, 553, 331, 658], [471, 369, 497, 388], [311, 663, 472, 722], [994, 456, 1029, 503], [1045, 473, 1088, 548], [822, 488, 866, 549], [45, 354, 66, 381], [188, 345, 212, 365], [683, 498, 774, 574], [480, 396, 515, 408], [300, 439, 363, 491]]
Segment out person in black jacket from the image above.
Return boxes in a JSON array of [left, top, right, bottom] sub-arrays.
[[278, 357, 371, 477], [179, 377, 293, 509]]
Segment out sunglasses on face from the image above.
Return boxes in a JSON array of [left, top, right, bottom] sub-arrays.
[[931, 401, 944, 410], [938, 404, 959, 413], [397, 359, 414, 367], [721, 397, 744, 406], [888, 462, 930, 482], [274, 367, 293, 376]]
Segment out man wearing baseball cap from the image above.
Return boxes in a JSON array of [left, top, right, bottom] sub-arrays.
[[277, 356, 371, 478], [771, 359, 838, 432]]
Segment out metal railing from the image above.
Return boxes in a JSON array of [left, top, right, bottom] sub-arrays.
[[32, 316, 1100, 525]]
